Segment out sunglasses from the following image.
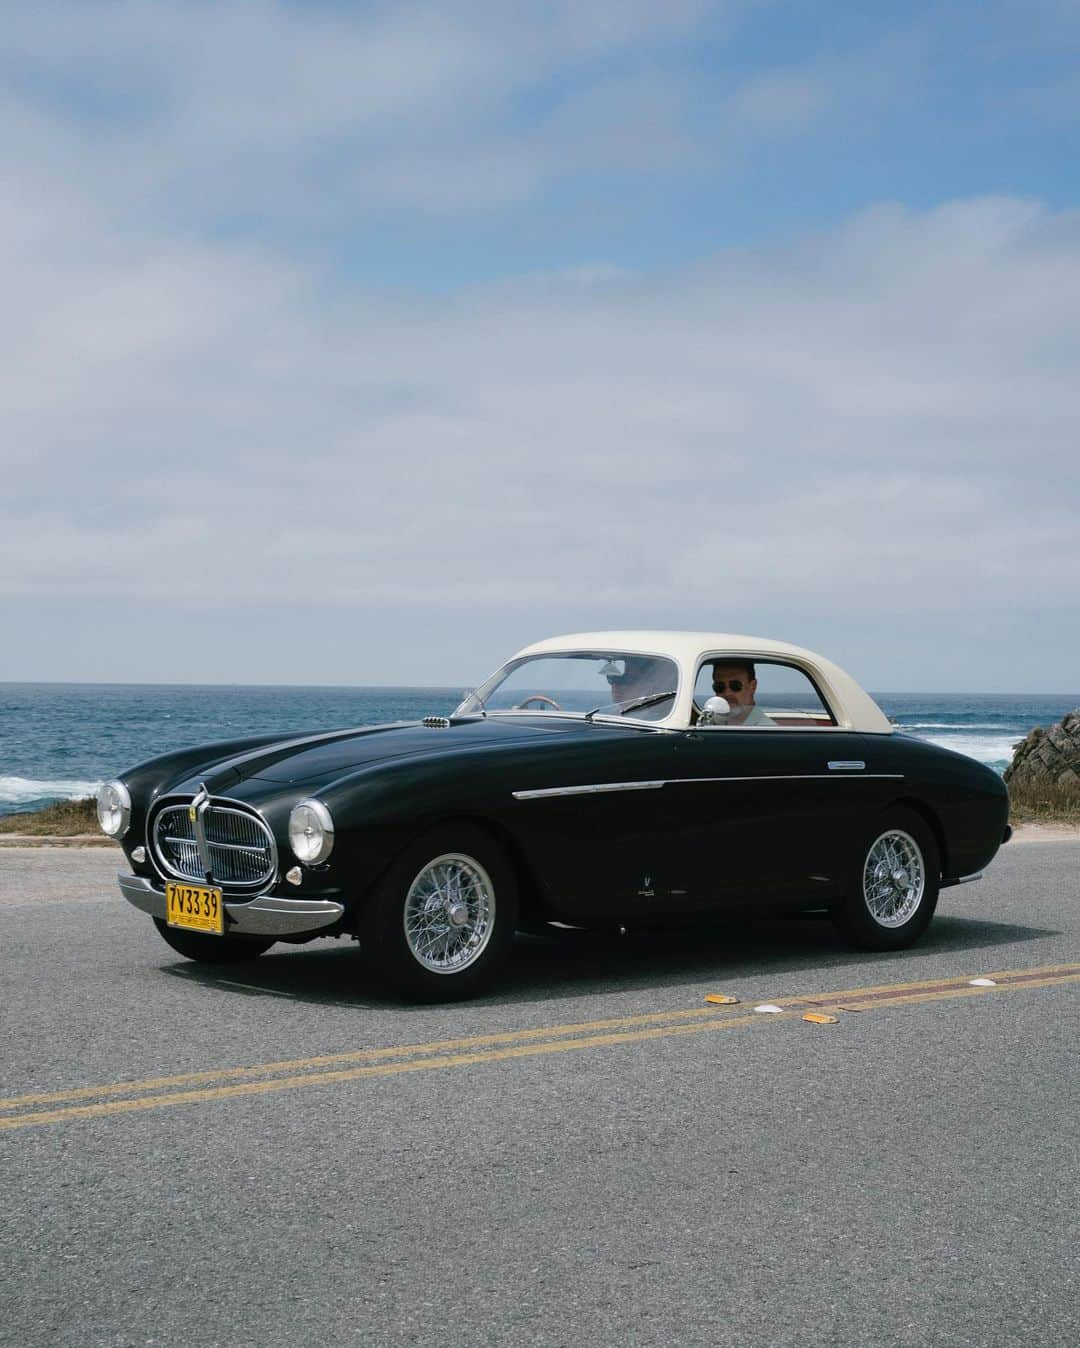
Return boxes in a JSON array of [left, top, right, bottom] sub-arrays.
[[712, 679, 745, 693]]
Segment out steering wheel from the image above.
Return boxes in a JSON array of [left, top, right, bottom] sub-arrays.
[[513, 694, 562, 710]]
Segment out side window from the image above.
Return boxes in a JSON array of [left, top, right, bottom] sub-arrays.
[[693, 658, 836, 729]]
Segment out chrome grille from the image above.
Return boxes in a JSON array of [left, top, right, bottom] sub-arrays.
[[152, 801, 276, 889]]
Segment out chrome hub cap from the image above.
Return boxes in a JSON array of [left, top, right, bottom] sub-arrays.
[[863, 829, 925, 928], [403, 853, 495, 974]]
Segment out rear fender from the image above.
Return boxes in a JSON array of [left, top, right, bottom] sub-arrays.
[[883, 795, 949, 878]]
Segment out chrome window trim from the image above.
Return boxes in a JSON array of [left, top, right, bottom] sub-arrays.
[[692, 652, 842, 729], [514, 772, 905, 799], [478, 710, 676, 732], [691, 725, 836, 733], [455, 646, 684, 727], [151, 798, 278, 892]]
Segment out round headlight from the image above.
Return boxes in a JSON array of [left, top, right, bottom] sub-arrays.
[[288, 799, 335, 865], [96, 780, 131, 838]]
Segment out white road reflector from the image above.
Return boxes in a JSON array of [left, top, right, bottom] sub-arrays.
[[969, 978, 997, 987], [802, 1012, 839, 1025], [704, 994, 740, 1006], [753, 1004, 784, 1014]]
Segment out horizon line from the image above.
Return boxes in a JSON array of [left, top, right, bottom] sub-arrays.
[[1, 679, 1079, 699]]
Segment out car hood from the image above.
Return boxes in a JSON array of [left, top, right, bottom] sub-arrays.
[[170, 716, 585, 795]]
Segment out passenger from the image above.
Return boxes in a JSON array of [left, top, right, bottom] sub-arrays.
[[710, 660, 774, 726], [606, 657, 672, 715]]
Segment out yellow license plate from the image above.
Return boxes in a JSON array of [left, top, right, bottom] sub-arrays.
[[166, 881, 224, 935]]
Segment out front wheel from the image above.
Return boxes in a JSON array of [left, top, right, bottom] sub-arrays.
[[153, 918, 276, 964], [364, 826, 518, 1002], [833, 809, 940, 951]]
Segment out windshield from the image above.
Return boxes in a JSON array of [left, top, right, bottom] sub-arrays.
[[456, 651, 680, 722]]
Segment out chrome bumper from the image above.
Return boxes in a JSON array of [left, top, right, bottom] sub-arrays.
[[117, 873, 345, 937]]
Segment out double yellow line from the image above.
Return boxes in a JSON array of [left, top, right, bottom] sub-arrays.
[[3, 963, 1078, 1132]]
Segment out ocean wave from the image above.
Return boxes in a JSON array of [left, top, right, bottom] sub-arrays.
[[899, 721, 1027, 731], [908, 733, 1022, 768], [0, 776, 102, 808]]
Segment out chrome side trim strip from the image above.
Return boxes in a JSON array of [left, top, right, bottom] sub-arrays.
[[514, 773, 905, 799], [828, 760, 866, 771], [512, 781, 665, 801], [661, 774, 905, 785], [116, 873, 344, 936]]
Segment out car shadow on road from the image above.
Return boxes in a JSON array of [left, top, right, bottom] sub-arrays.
[[159, 912, 1060, 1012], [495, 913, 1061, 1006]]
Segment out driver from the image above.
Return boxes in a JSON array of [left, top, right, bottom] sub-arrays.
[[710, 660, 774, 726]]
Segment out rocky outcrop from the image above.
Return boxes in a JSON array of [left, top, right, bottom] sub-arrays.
[[1004, 710, 1080, 792]]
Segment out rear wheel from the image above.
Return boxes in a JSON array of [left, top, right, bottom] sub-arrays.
[[833, 809, 940, 951], [364, 826, 518, 1002], [153, 918, 276, 964]]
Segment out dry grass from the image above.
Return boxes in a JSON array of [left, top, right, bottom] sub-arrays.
[[0, 796, 99, 835], [1006, 779, 1080, 824]]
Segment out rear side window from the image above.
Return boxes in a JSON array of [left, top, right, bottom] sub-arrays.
[[693, 658, 836, 728]]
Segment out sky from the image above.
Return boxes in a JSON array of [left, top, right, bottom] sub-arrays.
[[2, 0, 1079, 692]]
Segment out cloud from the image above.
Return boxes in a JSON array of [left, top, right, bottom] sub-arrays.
[[3, 3, 1080, 685], [2, 0, 722, 222], [3, 184, 1079, 636], [723, 70, 830, 136]]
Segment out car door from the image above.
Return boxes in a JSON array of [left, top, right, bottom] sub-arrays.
[[508, 724, 681, 924], [660, 657, 859, 914]]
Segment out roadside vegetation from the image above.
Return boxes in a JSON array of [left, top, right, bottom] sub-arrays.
[[1004, 780, 1080, 825], [0, 796, 99, 835]]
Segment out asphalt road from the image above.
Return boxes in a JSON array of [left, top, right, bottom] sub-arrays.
[[1, 842, 1078, 1348]]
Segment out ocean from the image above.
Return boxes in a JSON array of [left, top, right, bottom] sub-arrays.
[[1, 683, 1077, 815]]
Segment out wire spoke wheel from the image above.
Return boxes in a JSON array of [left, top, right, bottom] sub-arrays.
[[862, 828, 925, 928], [403, 852, 496, 974]]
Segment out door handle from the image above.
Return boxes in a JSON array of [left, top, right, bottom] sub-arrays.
[[827, 760, 865, 771]]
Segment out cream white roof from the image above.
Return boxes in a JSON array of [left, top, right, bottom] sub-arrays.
[[509, 629, 892, 733]]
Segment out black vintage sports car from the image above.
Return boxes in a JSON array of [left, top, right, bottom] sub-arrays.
[[99, 631, 1011, 1001]]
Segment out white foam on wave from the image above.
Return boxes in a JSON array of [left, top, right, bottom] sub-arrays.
[[0, 776, 102, 806], [910, 733, 1022, 767], [902, 721, 1023, 732]]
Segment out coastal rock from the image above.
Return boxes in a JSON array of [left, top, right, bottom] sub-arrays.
[[1004, 710, 1080, 791]]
